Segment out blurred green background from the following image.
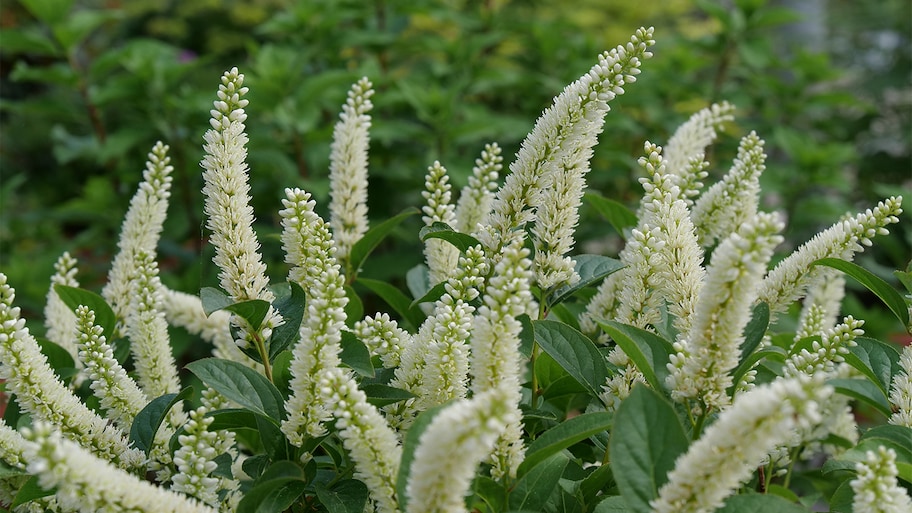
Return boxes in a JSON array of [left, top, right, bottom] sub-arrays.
[[1, 0, 910, 343]]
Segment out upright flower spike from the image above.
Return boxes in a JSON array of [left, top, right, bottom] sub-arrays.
[[0, 419, 26, 470], [22, 423, 217, 513], [126, 251, 181, 399], [470, 238, 535, 478], [43, 251, 80, 360], [482, 27, 655, 260], [0, 273, 143, 470], [200, 67, 282, 350], [329, 77, 375, 264], [422, 161, 460, 285], [889, 345, 912, 427], [668, 212, 783, 410], [455, 142, 502, 235], [159, 287, 254, 367], [74, 305, 148, 431], [354, 312, 411, 368], [794, 270, 846, 340], [691, 131, 766, 246], [280, 188, 349, 443], [757, 196, 903, 314], [662, 101, 735, 200], [320, 368, 402, 513], [102, 141, 174, 333], [784, 316, 863, 379], [651, 375, 832, 513], [405, 386, 520, 513], [850, 446, 912, 513]]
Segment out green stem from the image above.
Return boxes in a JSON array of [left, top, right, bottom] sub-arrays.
[[252, 331, 273, 383]]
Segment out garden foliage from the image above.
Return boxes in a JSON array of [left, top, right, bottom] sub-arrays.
[[1, 20, 911, 513]]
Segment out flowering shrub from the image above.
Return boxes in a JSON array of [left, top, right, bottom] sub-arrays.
[[1, 27, 910, 513]]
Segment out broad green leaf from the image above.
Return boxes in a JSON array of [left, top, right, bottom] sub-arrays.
[[257, 413, 291, 461], [729, 347, 787, 393], [0, 460, 26, 479], [11, 475, 54, 508], [518, 314, 535, 358], [344, 284, 363, 328], [548, 255, 624, 308], [610, 385, 688, 513], [53, 285, 116, 339], [36, 338, 76, 380], [845, 337, 901, 395], [397, 403, 450, 511], [340, 331, 375, 378], [824, 426, 912, 483], [593, 495, 630, 513], [357, 278, 423, 331], [579, 464, 615, 506], [362, 384, 416, 407], [129, 386, 192, 455], [409, 281, 448, 308], [315, 479, 370, 513], [0, 27, 59, 56], [186, 358, 284, 422], [200, 287, 232, 316], [509, 452, 569, 511], [739, 302, 770, 362], [419, 222, 482, 252], [597, 320, 674, 393], [272, 350, 294, 399], [220, 299, 271, 332], [518, 412, 613, 478], [717, 493, 811, 513], [237, 461, 308, 513], [349, 208, 419, 276], [406, 264, 431, 301], [585, 192, 638, 237], [206, 408, 259, 431], [18, 0, 73, 25], [52, 9, 121, 52], [533, 320, 610, 400], [812, 258, 910, 330], [269, 282, 306, 360], [472, 475, 507, 513], [828, 378, 892, 417]]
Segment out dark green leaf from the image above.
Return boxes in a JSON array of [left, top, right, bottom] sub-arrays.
[[518, 412, 613, 478], [186, 358, 284, 422], [0, 460, 26, 479], [717, 493, 810, 513], [597, 320, 674, 393], [272, 350, 294, 399], [18, 0, 73, 25], [409, 281, 448, 308], [518, 313, 535, 358], [472, 475, 507, 513], [344, 284, 363, 328], [315, 479, 370, 513], [269, 282, 306, 360], [739, 302, 770, 362], [419, 222, 483, 252], [200, 287, 232, 316], [579, 464, 615, 506], [357, 278, 423, 331], [221, 299, 271, 332], [593, 495, 630, 513], [585, 192, 638, 238], [362, 384, 416, 407], [349, 208, 419, 276], [611, 385, 689, 513], [36, 338, 76, 381], [206, 408, 259, 431], [534, 320, 610, 400], [812, 258, 910, 330], [845, 337, 901, 395], [237, 461, 308, 513], [508, 452, 569, 511], [129, 387, 192, 455], [53, 285, 116, 340], [397, 403, 450, 511], [340, 331, 374, 378], [828, 378, 892, 417], [548, 255, 624, 307], [11, 475, 54, 508], [729, 347, 787, 393]]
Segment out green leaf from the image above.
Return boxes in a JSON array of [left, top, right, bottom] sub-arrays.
[[518, 411, 613, 478], [812, 258, 910, 330], [220, 299, 271, 332], [406, 264, 431, 302], [129, 386, 192, 455], [206, 408, 259, 431], [419, 222, 483, 252], [269, 282, 306, 360], [593, 495, 630, 513], [315, 479, 370, 513], [397, 403, 450, 511], [200, 287, 232, 316], [53, 285, 117, 340], [340, 331, 375, 378], [547, 255, 624, 307], [237, 461, 308, 513], [362, 384, 416, 407], [0, 460, 26, 479], [357, 278, 423, 331], [36, 338, 76, 380], [533, 320, 610, 400], [597, 320, 674, 393], [828, 378, 892, 417], [585, 192, 638, 238], [518, 313, 535, 358], [18, 0, 73, 25], [730, 347, 787, 393], [844, 337, 902, 395], [272, 350, 294, 399], [344, 284, 364, 328], [739, 302, 770, 362], [508, 452, 569, 511], [349, 208, 419, 276], [824, 426, 912, 483], [11, 475, 55, 508], [611, 385, 689, 513], [409, 281, 448, 308], [472, 475, 507, 513], [717, 493, 810, 513], [186, 358, 284, 422]]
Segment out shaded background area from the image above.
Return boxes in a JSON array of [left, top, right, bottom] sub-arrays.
[[1, 0, 909, 346]]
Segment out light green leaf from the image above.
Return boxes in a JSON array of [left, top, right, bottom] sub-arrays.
[[53, 285, 117, 340], [340, 331, 374, 378], [610, 385, 689, 513], [844, 337, 902, 396], [518, 411, 613, 478], [585, 192, 638, 238], [357, 278, 423, 331], [11, 475, 55, 508], [129, 386, 192, 455], [18, 0, 73, 25], [349, 208, 419, 276], [812, 258, 910, 331], [597, 320, 674, 393], [419, 222, 483, 252], [200, 287, 232, 316], [548, 255, 624, 307], [533, 319, 610, 400], [406, 264, 431, 302], [508, 452, 569, 511], [186, 358, 284, 422]]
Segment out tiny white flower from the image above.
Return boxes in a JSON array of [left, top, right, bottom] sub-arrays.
[[851, 446, 912, 513]]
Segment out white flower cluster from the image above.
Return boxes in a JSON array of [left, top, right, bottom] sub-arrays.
[[889, 345, 912, 427], [354, 312, 412, 368], [784, 316, 863, 378], [421, 161, 460, 285], [662, 101, 735, 199], [456, 142, 502, 234], [43, 251, 80, 360], [329, 77, 375, 263], [850, 446, 912, 513]]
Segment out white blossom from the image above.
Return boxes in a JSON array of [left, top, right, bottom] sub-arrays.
[[354, 312, 411, 368], [851, 446, 912, 513], [329, 77, 375, 262], [456, 142, 502, 235], [663, 101, 735, 198], [889, 345, 912, 427], [43, 251, 80, 361], [652, 375, 831, 513], [794, 270, 845, 340], [785, 316, 863, 379], [422, 161, 460, 285]]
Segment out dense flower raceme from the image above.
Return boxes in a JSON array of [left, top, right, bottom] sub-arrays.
[[2, 26, 911, 513]]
